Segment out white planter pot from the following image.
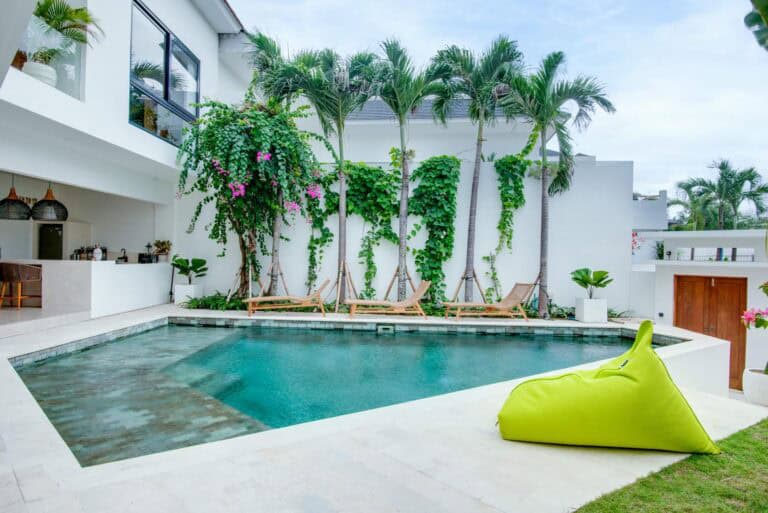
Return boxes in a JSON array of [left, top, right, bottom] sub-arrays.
[[742, 368, 768, 407], [174, 284, 202, 304], [22, 61, 57, 87], [575, 298, 607, 323]]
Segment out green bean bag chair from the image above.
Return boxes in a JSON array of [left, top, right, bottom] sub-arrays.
[[498, 320, 719, 454]]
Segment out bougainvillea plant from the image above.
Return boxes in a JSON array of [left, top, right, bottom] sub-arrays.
[[742, 280, 768, 374], [178, 99, 324, 296]]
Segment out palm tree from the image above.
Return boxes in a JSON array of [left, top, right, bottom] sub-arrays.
[[431, 36, 523, 302], [34, 0, 103, 46], [375, 39, 441, 300], [684, 160, 768, 229], [745, 0, 768, 51], [267, 49, 378, 306], [668, 180, 712, 230], [502, 51, 614, 318]]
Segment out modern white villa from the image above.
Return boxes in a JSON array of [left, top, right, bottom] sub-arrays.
[[0, 1, 766, 512]]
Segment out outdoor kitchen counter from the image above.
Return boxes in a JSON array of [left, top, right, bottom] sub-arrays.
[[1, 260, 171, 318]]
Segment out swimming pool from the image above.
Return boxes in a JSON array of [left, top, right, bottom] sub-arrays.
[[16, 324, 632, 466]]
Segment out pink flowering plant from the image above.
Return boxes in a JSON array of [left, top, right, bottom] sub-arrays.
[[177, 99, 328, 295], [742, 281, 768, 373]]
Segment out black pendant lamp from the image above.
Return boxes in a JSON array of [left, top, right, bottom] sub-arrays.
[[31, 182, 68, 221], [0, 175, 32, 220]]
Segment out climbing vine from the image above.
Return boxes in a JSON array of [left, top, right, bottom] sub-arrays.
[[305, 168, 336, 293], [178, 100, 323, 296], [409, 155, 461, 304], [303, 156, 399, 298], [482, 133, 538, 301]]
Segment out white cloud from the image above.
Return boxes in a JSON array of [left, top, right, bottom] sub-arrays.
[[229, 0, 768, 194]]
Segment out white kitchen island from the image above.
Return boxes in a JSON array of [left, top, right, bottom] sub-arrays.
[[1, 259, 171, 322]]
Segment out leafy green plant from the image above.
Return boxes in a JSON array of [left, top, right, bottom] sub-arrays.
[[24, 0, 102, 64], [185, 292, 246, 311], [172, 256, 208, 285], [745, 0, 768, 51], [178, 100, 324, 296], [570, 268, 613, 299], [409, 155, 461, 304], [346, 160, 399, 298], [153, 240, 171, 255], [655, 241, 665, 260]]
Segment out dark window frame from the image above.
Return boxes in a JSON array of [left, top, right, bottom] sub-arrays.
[[129, 0, 200, 145]]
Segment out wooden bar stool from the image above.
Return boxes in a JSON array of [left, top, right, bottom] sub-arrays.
[[0, 263, 42, 310]]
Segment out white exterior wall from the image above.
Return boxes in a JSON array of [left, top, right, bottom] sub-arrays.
[[178, 117, 635, 311], [632, 191, 667, 231], [652, 263, 768, 372]]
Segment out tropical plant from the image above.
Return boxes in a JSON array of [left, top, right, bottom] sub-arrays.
[[745, 0, 768, 50], [502, 51, 615, 317], [409, 155, 461, 304], [171, 256, 208, 285], [668, 180, 712, 230], [178, 100, 323, 296], [263, 49, 378, 304], [742, 281, 768, 374], [677, 160, 768, 229], [431, 36, 524, 301], [570, 268, 613, 299], [375, 39, 441, 300], [24, 0, 102, 64]]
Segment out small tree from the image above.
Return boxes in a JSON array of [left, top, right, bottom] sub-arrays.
[[178, 100, 322, 296]]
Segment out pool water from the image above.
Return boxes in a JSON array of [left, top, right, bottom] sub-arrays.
[[17, 325, 630, 466]]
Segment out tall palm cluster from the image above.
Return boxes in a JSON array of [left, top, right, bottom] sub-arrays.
[[669, 160, 768, 230], [247, 33, 613, 316]]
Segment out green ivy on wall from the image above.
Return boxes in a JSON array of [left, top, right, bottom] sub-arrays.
[[409, 155, 461, 304], [483, 132, 537, 301]]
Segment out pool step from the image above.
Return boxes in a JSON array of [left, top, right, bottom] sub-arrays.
[[195, 373, 244, 398], [163, 362, 215, 387]]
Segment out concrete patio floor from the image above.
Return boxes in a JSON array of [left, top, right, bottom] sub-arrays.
[[1, 305, 766, 513]]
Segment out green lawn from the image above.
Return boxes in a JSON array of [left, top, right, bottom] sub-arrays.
[[577, 419, 768, 513]]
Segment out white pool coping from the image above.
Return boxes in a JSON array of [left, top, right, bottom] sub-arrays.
[[1, 305, 766, 513]]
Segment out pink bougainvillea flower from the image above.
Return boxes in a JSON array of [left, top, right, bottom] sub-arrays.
[[256, 151, 273, 162], [285, 200, 300, 213], [271, 180, 278, 187], [228, 182, 246, 198], [742, 308, 758, 325], [306, 183, 322, 199]]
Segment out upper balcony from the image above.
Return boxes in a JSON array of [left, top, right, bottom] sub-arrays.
[[0, 0, 250, 203]]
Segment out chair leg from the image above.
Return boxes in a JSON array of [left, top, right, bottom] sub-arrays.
[[349, 304, 356, 317], [318, 300, 326, 318], [16, 282, 22, 309], [0, 282, 6, 310]]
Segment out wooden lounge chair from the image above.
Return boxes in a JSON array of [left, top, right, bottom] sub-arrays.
[[246, 279, 330, 317], [346, 281, 431, 318], [444, 282, 535, 320]]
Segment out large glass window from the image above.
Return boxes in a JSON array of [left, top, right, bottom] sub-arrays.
[[129, 1, 199, 146]]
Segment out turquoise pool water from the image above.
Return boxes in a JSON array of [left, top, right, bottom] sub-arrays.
[[17, 324, 630, 465]]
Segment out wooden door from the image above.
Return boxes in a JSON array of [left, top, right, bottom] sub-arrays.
[[674, 275, 747, 389]]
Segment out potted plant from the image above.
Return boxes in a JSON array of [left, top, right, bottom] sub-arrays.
[[18, 0, 102, 86], [741, 282, 768, 406], [153, 240, 172, 262], [172, 255, 208, 304], [571, 268, 613, 323]]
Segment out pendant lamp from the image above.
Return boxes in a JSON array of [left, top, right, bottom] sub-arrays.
[[31, 182, 68, 221], [0, 174, 32, 220]]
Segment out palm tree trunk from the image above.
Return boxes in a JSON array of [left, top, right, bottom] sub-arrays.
[[718, 204, 724, 230], [538, 127, 550, 319], [268, 189, 283, 295], [463, 120, 484, 302], [397, 120, 410, 301], [337, 128, 348, 303], [732, 203, 739, 229]]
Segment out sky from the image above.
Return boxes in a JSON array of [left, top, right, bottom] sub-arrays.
[[228, 0, 768, 196]]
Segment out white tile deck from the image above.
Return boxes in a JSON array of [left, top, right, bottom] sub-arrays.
[[0, 306, 766, 513]]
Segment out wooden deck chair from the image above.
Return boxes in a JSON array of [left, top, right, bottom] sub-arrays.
[[245, 279, 330, 317], [444, 282, 535, 320], [346, 281, 431, 318]]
